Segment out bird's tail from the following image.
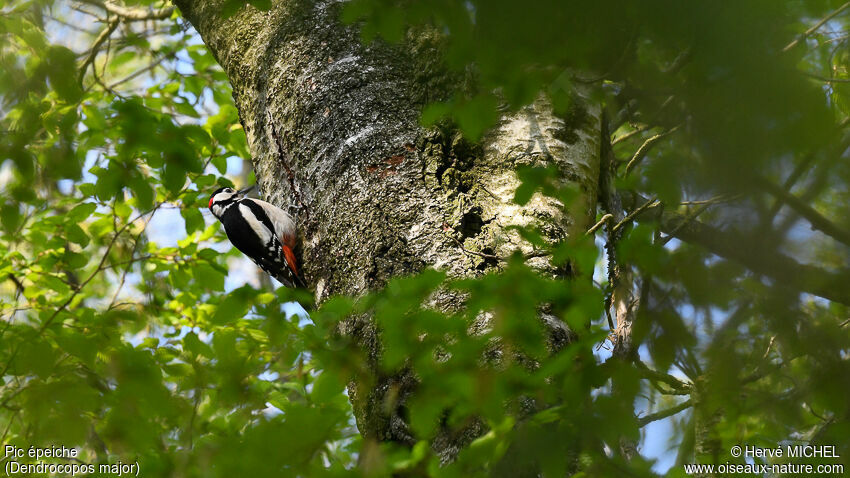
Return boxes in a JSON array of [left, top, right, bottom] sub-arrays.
[[273, 269, 307, 289]]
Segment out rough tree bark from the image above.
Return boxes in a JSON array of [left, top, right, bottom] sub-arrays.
[[173, 0, 601, 464]]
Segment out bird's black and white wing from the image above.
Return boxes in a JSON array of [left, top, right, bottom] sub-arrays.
[[250, 198, 297, 246]]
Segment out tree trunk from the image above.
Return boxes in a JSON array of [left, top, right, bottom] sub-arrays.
[[174, 0, 601, 463]]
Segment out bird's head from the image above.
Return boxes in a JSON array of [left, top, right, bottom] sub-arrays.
[[208, 186, 253, 218]]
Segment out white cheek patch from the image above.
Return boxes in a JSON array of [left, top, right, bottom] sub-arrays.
[[239, 203, 272, 244], [211, 193, 236, 217], [212, 197, 227, 217], [212, 203, 226, 217]]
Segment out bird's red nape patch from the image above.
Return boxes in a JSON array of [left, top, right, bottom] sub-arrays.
[[282, 244, 299, 275], [209, 196, 215, 208]]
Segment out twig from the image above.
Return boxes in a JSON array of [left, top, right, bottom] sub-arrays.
[[624, 125, 680, 175], [803, 72, 850, 83], [91, 46, 125, 99], [78, 18, 119, 84], [107, 210, 158, 309], [38, 212, 141, 333], [634, 360, 692, 395], [755, 175, 850, 247], [107, 302, 143, 311], [0, 204, 163, 378], [0, 383, 31, 411], [187, 389, 201, 449], [761, 336, 777, 361], [679, 194, 741, 206], [108, 54, 171, 89], [659, 202, 712, 246], [661, 47, 692, 74], [659, 194, 744, 246], [447, 232, 547, 264], [45, 14, 92, 33], [611, 196, 659, 233], [586, 214, 613, 235], [6, 274, 24, 295], [77, 0, 175, 21], [100, 254, 159, 272], [69, 3, 106, 21], [638, 399, 693, 427], [449, 235, 500, 261], [621, 191, 850, 305], [783, 2, 850, 52], [599, 115, 634, 341], [612, 124, 651, 145], [0, 410, 16, 443]]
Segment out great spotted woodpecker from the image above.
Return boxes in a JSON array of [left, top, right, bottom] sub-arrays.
[[208, 186, 306, 288]]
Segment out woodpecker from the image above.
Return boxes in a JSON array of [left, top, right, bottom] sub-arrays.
[[208, 186, 306, 288]]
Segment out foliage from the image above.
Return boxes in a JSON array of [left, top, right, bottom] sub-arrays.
[[1, 0, 850, 477]]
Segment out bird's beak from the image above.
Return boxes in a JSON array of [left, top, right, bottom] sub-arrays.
[[237, 185, 256, 196]]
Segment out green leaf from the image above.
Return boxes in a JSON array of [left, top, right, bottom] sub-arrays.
[[64, 251, 88, 269], [94, 164, 124, 201], [110, 50, 137, 68], [17, 340, 56, 379], [220, 0, 246, 19], [453, 94, 499, 141], [193, 262, 225, 291], [67, 203, 97, 222], [420, 102, 452, 127], [162, 164, 187, 193], [198, 248, 221, 261], [78, 183, 97, 197], [115, 201, 132, 220], [182, 207, 204, 235], [211, 287, 256, 325], [310, 370, 345, 404], [174, 100, 201, 118], [55, 330, 97, 367], [46, 46, 82, 102], [82, 104, 107, 131], [0, 203, 22, 233], [130, 174, 155, 211], [248, 0, 272, 11], [211, 155, 228, 174], [183, 332, 213, 358], [66, 224, 89, 247], [164, 363, 192, 377]]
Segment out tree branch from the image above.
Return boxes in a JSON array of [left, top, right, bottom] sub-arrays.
[[612, 196, 659, 233], [783, 1, 850, 52], [766, 152, 817, 220], [78, 17, 120, 84], [755, 175, 850, 247], [612, 124, 651, 145], [638, 399, 693, 427], [803, 72, 850, 83], [624, 125, 680, 175], [108, 53, 171, 89], [586, 213, 613, 235], [601, 116, 642, 460], [77, 0, 175, 21], [6, 274, 24, 296], [623, 191, 850, 305], [0, 204, 161, 378], [634, 360, 692, 395]]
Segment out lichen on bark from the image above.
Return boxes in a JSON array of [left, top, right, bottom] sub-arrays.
[[174, 0, 602, 464]]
